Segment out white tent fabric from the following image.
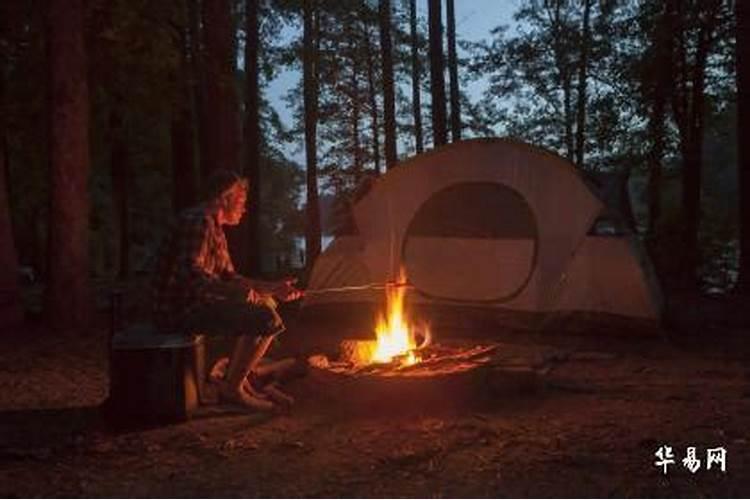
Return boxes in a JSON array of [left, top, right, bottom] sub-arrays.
[[304, 139, 662, 327]]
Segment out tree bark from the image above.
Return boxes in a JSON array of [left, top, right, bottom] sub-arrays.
[[646, 0, 675, 243], [201, 0, 241, 176], [364, 24, 381, 174], [349, 35, 363, 175], [574, 0, 591, 169], [409, 0, 423, 154], [546, 1, 573, 161], [428, 0, 447, 147], [188, 0, 208, 181], [379, 0, 397, 169], [736, 0, 750, 292], [171, 5, 197, 214], [110, 102, 130, 280], [171, 92, 197, 213], [446, 0, 460, 142], [563, 72, 574, 161], [202, 0, 245, 267], [0, 72, 23, 328], [303, 0, 321, 271], [671, 1, 719, 288], [45, 0, 92, 329], [244, 0, 262, 276]]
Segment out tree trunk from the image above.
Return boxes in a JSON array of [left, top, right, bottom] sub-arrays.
[[171, 8, 197, 214], [646, 0, 675, 243], [671, 1, 719, 289], [546, 1, 573, 161], [201, 0, 241, 177], [428, 0, 447, 147], [0, 73, 23, 328], [171, 96, 197, 213], [349, 36, 362, 175], [563, 72, 574, 161], [737, 0, 750, 293], [110, 102, 130, 280], [446, 0, 460, 142], [646, 87, 666, 241], [188, 0, 208, 182], [244, 0, 262, 276], [379, 0, 397, 169], [44, 0, 91, 330], [574, 0, 591, 169], [303, 0, 321, 271], [364, 24, 381, 174], [409, 0, 423, 154], [202, 0, 244, 266]]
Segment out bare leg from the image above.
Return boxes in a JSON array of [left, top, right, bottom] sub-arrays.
[[253, 358, 296, 409], [219, 334, 279, 411], [255, 358, 296, 378]]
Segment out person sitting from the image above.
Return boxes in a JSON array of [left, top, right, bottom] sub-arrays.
[[152, 170, 303, 412]]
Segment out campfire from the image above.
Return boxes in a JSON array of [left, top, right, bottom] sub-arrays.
[[308, 269, 497, 377]]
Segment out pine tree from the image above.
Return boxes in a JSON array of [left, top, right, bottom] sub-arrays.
[[0, 66, 23, 327], [245, 0, 262, 276], [171, 0, 198, 213], [303, 0, 322, 270], [574, 0, 591, 169], [670, 0, 726, 288], [380, 0, 397, 168], [428, 0, 447, 146], [45, 0, 92, 329], [446, 0, 461, 141], [736, 0, 750, 293], [201, 0, 242, 176], [409, 0, 424, 153]]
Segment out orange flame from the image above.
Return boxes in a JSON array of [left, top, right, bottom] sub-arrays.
[[371, 269, 427, 366]]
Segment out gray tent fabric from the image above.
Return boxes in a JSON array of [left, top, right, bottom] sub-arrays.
[[304, 138, 663, 331]]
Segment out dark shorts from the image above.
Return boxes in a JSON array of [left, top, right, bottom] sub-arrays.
[[180, 300, 285, 338]]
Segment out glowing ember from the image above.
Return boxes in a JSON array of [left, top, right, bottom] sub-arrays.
[[370, 269, 429, 366]]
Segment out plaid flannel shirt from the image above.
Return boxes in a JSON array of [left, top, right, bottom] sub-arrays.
[[152, 204, 252, 332]]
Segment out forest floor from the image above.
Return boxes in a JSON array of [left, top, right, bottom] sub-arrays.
[[1, 290, 750, 498]]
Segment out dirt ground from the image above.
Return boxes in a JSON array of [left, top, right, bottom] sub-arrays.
[[1, 295, 750, 498]]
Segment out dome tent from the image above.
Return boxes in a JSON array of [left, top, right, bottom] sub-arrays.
[[302, 138, 662, 333]]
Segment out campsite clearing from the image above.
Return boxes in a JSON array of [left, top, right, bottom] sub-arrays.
[[1, 297, 749, 498]]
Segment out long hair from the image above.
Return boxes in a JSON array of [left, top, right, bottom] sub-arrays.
[[203, 170, 248, 201]]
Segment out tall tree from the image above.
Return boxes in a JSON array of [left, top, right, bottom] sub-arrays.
[[171, 0, 197, 213], [643, 0, 675, 244], [45, 0, 91, 329], [201, 0, 241, 176], [245, 0, 262, 276], [0, 66, 23, 328], [303, 0, 322, 271], [364, 22, 382, 173], [574, 0, 591, 169], [202, 0, 245, 267], [737, 0, 750, 293], [188, 0, 208, 180], [409, 0, 423, 154], [466, 1, 582, 162], [446, 0, 461, 141], [97, 1, 131, 279], [348, 30, 363, 174], [670, 0, 723, 288], [109, 98, 130, 279], [379, 0, 397, 168], [428, 0, 447, 146], [548, 0, 575, 161]]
